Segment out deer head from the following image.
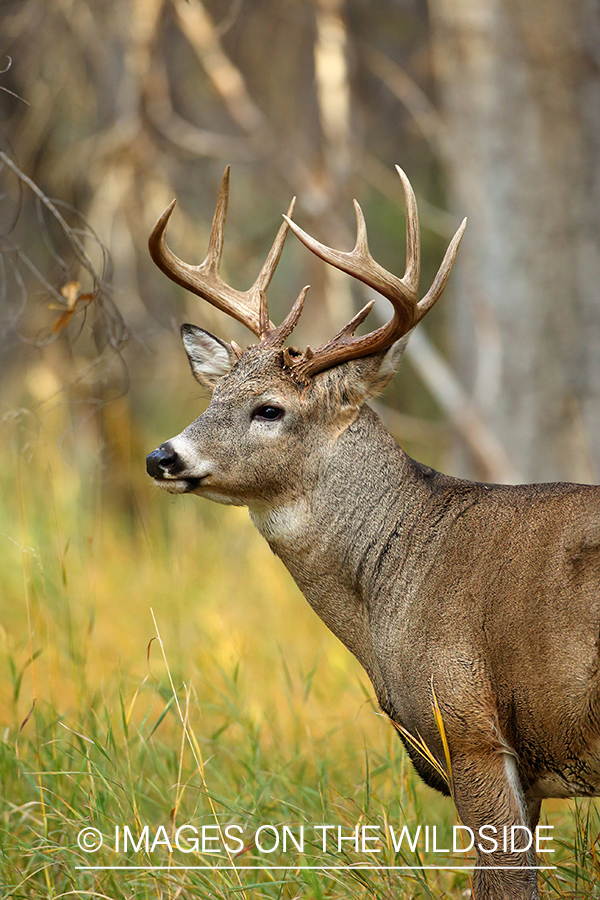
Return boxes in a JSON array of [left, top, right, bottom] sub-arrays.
[[145, 167, 466, 510]]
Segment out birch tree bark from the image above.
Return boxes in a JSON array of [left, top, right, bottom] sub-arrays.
[[429, 0, 600, 482]]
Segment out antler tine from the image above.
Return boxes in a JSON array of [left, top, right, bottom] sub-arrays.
[[261, 285, 310, 347], [417, 216, 467, 318], [395, 165, 420, 294], [334, 299, 376, 340], [254, 197, 296, 296], [204, 165, 230, 273], [254, 197, 297, 341], [258, 290, 270, 338], [148, 198, 183, 282]]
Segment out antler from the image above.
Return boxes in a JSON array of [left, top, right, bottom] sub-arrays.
[[149, 166, 466, 381], [148, 167, 306, 339], [283, 166, 467, 379]]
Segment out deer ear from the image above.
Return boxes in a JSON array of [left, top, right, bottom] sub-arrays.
[[338, 331, 412, 402], [364, 332, 412, 396], [181, 324, 236, 391], [315, 332, 411, 410]]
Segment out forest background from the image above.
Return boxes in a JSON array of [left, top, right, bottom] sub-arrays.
[[1, 0, 600, 897]]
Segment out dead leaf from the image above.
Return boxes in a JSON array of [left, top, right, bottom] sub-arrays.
[[50, 281, 95, 333]]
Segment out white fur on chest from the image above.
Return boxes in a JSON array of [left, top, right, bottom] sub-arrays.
[[249, 498, 310, 545]]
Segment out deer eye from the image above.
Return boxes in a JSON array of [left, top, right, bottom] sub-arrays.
[[253, 405, 284, 422]]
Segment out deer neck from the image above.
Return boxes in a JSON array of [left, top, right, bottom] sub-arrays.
[[248, 405, 437, 704]]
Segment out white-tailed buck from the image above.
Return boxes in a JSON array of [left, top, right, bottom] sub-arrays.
[[147, 167, 600, 900]]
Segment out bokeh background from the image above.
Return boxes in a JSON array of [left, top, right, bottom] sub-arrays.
[[2, 0, 600, 897]]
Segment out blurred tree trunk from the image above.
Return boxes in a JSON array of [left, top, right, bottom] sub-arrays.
[[429, 0, 600, 482]]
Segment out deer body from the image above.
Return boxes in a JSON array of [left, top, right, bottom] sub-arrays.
[[257, 408, 600, 789], [146, 168, 600, 899]]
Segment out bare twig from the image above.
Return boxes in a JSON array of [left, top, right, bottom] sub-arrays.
[[0, 149, 101, 283], [0, 56, 29, 105], [364, 46, 443, 156], [144, 65, 258, 161], [172, 0, 266, 135], [0, 148, 129, 351]]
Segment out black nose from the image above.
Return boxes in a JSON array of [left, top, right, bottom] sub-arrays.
[[146, 442, 181, 479]]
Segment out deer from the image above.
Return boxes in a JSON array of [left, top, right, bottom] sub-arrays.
[[146, 165, 600, 900]]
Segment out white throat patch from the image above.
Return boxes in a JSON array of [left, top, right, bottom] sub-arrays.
[[249, 499, 310, 544]]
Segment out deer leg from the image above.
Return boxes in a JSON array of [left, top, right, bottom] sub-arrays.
[[526, 798, 541, 832], [451, 750, 540, 900]]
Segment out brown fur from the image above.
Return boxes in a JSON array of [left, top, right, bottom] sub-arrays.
[[147, 334, 600, 900]]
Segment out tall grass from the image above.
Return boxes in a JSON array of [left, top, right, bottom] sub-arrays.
[[1, 367, 598, 898]]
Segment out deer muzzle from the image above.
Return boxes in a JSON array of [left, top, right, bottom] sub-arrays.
[[145, 442, 196, 492]]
